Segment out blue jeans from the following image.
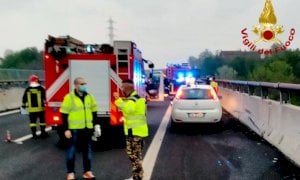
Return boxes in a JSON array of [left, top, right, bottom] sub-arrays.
[[66, 129, 93, 173]]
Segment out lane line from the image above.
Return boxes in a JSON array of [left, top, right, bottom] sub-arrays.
[[13, 127, 52, 143], [0, 109, 19, 117], [143, 105, 172, 180]]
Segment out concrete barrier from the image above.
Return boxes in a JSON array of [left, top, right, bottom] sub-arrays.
[[278, 104, 300, 165], [220, 87, 300, 167], [0, 87, 24, 112], [263, 100, 283, 147]]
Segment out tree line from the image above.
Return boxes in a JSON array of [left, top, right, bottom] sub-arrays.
[[188, 49, 300, 84], [0, 47, 43, 70], [1, 47, 300, 84]]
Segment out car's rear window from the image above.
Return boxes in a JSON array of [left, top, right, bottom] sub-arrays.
[[178, 88, 213, 100]]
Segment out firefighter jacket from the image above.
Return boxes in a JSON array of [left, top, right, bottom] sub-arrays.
[[60, 91, 98, 130], [22, 86, 46, 113], [210, 81, 219, 94], [115, 91, 148, 137]]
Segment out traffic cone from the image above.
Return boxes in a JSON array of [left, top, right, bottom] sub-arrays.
[[5, 130, 12, 143]]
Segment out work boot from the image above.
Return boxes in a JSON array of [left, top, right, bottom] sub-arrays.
[[31, 127, 37, 139], [66, 172, 75, 180], [82, 171, 95, 179], [32, 134, 38, 140]]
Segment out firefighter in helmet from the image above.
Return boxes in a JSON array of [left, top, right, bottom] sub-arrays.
[[22, 74, 48, 139]]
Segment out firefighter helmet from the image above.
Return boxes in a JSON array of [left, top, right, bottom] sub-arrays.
[[28, 75, 39, 83]]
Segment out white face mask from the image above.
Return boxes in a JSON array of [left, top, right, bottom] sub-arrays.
[[30, 82, 40, 87]]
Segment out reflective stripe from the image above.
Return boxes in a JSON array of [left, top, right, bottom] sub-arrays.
[[27, 89, 44, 112], [28, 107, 45, 112], [126, 96, 138, 102], [127, 121, 146, 128], [29, 123, 37, 127], [68, 119, 93, 125]]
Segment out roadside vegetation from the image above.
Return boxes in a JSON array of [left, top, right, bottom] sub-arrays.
[[1, 47, 299, 104], [0, 48, 43, 69], [188, 48, 300, 105]]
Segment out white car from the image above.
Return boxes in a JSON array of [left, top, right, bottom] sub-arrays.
[[170, 84, 222, 129]]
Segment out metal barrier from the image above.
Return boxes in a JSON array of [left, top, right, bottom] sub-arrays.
[[218, 79, 300, 167], [218, 79, 300, 105], [0, 69, 44, 84]]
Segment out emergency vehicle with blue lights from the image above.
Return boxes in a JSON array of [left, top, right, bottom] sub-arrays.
[[165, 63, 200, 96], [43, 35, 149, 129]]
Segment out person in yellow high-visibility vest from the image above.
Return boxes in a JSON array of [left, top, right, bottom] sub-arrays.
[[210, 76, 219, 95], [60, 77, 100, 180], [113, 79, 148, 180], [22, 74, 48, 139]]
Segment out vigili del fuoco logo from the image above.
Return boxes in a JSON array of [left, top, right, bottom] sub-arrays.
[[241, 0, 295, 55]]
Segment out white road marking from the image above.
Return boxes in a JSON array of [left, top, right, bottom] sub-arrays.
[[13, 127, 52, 143], [0, 109, 20, 117], [143, 105, 172, 180]]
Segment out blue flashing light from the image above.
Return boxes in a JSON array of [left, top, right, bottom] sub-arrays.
[[186, 72, 193, 78], [175, 71, 196, 83], [86, 45, 94, 53], [177, 72, 184, 78], [176, 77, 185, 83]]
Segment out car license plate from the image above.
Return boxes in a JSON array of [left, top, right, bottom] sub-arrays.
[[188, 113, 204, 118]]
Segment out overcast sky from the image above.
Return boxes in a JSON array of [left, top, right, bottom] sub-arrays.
[[0, 0, 299, 68]]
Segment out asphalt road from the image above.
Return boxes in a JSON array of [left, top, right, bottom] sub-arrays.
[[0, 99, 299, 180]]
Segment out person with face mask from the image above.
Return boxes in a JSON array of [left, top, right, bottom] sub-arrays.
[[60, 77, 100, 180], [113, 79, 148, 180], [22, 74, 48, 139]]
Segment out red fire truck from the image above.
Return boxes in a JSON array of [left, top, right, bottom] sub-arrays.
[[44, 35, 151, 148]]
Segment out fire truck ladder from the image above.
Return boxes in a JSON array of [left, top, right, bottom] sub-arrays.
[[116, 48, 130, 80]]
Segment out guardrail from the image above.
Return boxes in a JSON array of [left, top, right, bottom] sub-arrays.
[[0, 69, 44, 85], [218, 79, 300, 167], [217, 79, 300, 105]]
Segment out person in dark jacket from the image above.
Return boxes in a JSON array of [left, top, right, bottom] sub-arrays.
[[22, 74, 48, 139]]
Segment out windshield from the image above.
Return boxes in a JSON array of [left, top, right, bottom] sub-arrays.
[[177, 88, 213, 100]]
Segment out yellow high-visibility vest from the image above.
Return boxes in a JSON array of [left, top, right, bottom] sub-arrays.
[[210, 81, 219, 94], [60, 91, 98, 129], [115, 91, 148, 137]]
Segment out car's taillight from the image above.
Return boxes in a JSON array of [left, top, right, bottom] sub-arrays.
[[176, 90, 183, 99]]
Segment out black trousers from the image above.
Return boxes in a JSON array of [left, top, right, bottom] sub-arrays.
[[29, 111, 46, 136]]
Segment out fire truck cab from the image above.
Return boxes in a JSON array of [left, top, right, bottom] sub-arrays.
[[44, 35, 151, 149]]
